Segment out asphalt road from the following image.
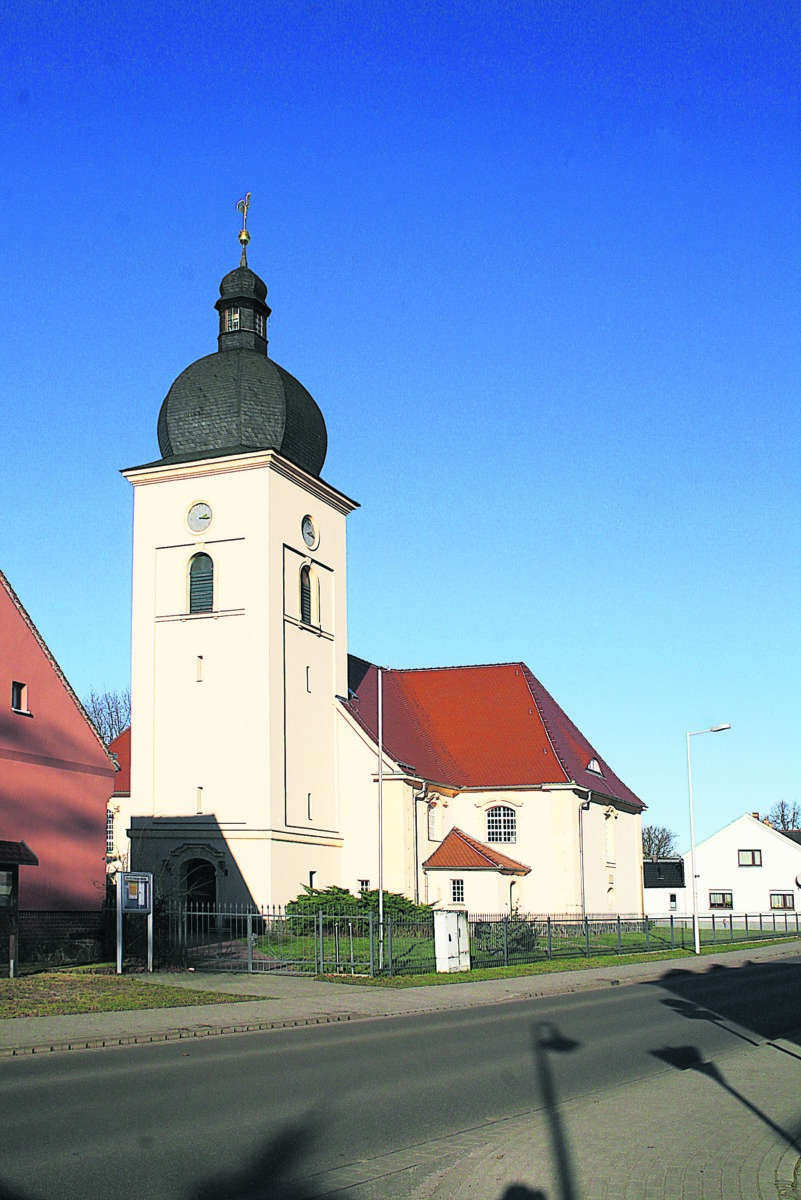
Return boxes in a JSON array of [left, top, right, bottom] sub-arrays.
[[2, 955, 799, 1200]]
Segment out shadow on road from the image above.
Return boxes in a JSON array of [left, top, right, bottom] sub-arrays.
[[651, 1044, 801, 1152], [649, 958, 801, 1048], [523, 1020, 582, 1200], [190, 1119, 326, 1200]]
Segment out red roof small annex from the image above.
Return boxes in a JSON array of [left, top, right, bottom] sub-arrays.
[[423, 827, 531, 875]]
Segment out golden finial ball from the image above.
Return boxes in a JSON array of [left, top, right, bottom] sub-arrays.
[[238, 229, 251, 247]]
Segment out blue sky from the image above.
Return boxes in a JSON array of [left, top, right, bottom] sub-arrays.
[[2, 1, 798, 846]]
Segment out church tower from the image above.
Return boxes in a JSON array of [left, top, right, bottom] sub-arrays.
[[123, 201, 358, 908]]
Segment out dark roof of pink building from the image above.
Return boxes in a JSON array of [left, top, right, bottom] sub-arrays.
[[0, 840, 39, 866], [344, 656, 643, 809], [109, 728, 131, 793], [423, 827, 531, 874]]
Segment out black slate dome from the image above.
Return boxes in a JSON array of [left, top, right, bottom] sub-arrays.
[[155, 260, 327, 477]]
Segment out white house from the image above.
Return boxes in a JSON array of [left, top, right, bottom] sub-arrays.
[[643, 813, 801, 917], [116, 217, 648, 915]]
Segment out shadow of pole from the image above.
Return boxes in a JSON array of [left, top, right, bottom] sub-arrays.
[[531, 1022, 582, 1200], [651, 1046, 801, 1152]]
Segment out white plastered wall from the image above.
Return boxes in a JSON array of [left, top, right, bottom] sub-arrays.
[[124, 450, 355, 909]]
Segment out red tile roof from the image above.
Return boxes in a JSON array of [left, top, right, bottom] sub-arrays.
[[109, 728, 130, 793], [423, 827, 531, 874], [344, 656, 643, 809]]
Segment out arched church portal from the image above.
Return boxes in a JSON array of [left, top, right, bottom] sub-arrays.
[[182, 857, 216, 908]]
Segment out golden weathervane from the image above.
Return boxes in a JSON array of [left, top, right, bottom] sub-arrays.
[[236, 192, 251, 266]]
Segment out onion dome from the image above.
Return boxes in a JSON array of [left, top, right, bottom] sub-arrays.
[[155, 201, 327, 477]]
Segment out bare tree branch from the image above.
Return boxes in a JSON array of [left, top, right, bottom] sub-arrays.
[[82, 687, 131, 745], [764, 800, 801, 831], [642, 824, 678, 858]]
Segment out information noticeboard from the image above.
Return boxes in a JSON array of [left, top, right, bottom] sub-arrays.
[[117, 871, 154, 972], [120, 873, 152, 914]]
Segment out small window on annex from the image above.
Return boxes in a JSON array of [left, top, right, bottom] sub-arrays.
[[189, 554, 214, 614], [359, 879, 370, 892], [738, 849, 762, 867], [451, 878, 465, 904], [487, 805, 516, 844], [709, 891, 733, 909], [770, 893, 794, 910], [11, 681, 27, 712]]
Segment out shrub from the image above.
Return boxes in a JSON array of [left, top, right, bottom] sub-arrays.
[[286, 885, 431, 921]]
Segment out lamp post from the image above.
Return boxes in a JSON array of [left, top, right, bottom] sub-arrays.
[[687, 724, 731, 955]]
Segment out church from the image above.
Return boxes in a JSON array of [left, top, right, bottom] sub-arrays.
[[115, 207, 646, 918]]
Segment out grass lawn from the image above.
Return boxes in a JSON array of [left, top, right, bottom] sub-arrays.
[[0, 969, 256, 1019], [319, 936, 801, 988]]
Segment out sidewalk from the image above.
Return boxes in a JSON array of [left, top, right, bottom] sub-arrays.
[[1, 939, 798, 1057]]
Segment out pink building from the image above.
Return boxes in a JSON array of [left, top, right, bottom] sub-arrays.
[[0, 570, 117, 909]]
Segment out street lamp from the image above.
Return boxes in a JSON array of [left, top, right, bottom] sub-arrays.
[[687, 724, 731, 955]]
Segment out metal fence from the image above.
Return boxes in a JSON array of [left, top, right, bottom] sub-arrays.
[[160, 904, 435, 977], [150, 903, 800, 977], [469, 910, 801, 968]]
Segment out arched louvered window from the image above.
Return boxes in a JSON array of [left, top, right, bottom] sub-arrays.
[[300, 565, 312, 625], [189, 553, 213, 614], [487, 805, 516, 844]]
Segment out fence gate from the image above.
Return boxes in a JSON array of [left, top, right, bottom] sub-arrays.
[[163, 905, 379, 975]]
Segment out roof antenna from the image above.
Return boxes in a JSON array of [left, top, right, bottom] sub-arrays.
[[236, 192, 251, 267]]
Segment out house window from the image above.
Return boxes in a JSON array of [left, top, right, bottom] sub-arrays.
[[487, 805, 516, 844], [738, 849, 762, 867], [307, 792, 313, 821], [224, 307, 240, 331], [189, 553, 213, 613], [770, 893, 794, 910], [669, 893, 677, 911], [359, 879, 370, 892], [106, 810, 114, 854], [587, 757, 603, 775], [451, 878, 464, 904], [255, 312, 266, 338], [709, 891, 733, 909], [11, 681, 28, 712]]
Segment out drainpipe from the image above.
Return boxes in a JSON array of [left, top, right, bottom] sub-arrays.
[[412, 782, 428, 904], [578, 792, 592, 921]]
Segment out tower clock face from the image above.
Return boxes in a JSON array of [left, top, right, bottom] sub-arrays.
[[301, 515, 318, 549], [187, 502, 213, 533]]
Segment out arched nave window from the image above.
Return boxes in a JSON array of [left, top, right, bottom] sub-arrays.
[[487, 805, 516, 844], [189, 553, 214, 614]]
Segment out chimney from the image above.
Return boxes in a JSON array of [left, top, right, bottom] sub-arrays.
[[751, 812, 760, 820]]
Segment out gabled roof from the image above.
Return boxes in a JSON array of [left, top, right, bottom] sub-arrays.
[[423, 827, 531, 875], [0, 569, 115, 766], [343, 656, 643, 808], [109, 728, 131, 793], [780, 830, 801, 846]]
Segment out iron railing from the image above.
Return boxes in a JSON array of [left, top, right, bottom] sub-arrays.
[[140, 904, 801, 977]]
